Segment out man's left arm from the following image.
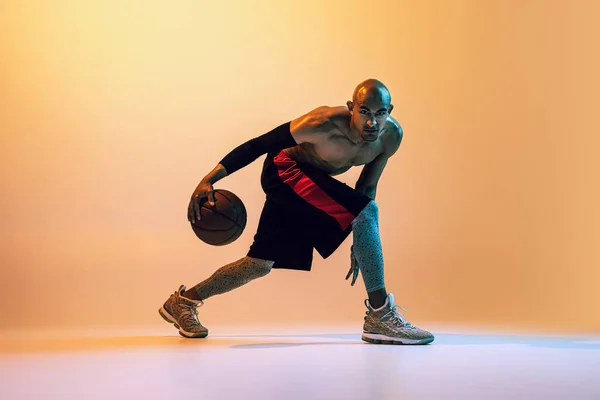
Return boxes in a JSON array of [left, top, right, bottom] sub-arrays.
[[355, 126, 403, 199], [346, 125, 403, 285]]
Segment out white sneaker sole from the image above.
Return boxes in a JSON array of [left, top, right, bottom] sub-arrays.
[[158, 307, 208, 338], [362, 332, 434, 345]]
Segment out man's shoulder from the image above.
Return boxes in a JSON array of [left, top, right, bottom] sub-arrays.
[[386, 116, 403, 136], [291, 106, 347, 144], [323, 105, 351, 118], [291, 106, 348, 138], [381, 117, 403, 155], [308, 105, 350, 127], [322, 106, 352, 134]]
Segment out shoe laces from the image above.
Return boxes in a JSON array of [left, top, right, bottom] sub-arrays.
[[384, 304, 415, 329], [180, 302, 201, 326]]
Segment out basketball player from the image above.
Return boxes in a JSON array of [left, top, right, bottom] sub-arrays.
[[159, 79, 434, 345]]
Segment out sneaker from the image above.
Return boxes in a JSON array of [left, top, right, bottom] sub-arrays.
[[159, 285, 208, 338], [362, 293, 434, 345]]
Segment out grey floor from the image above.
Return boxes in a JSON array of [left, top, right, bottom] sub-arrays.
[[1, 326, 599, 399]]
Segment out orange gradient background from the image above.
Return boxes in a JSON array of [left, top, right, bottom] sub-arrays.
[[1, 0, 599, 334]]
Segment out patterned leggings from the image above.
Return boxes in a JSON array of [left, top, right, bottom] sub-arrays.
[[351, 200, 385, 292], [190, 200, 385, 300], [191, 257, 273, 301]]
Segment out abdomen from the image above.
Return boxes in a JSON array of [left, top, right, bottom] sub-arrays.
[[283, 144, 350, 176]]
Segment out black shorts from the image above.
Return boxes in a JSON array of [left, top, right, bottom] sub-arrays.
[[247, 150, 371, 271]]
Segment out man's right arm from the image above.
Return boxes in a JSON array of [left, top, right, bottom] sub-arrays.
[[212, 105, 335, 179], [189, 106, 334, 221]]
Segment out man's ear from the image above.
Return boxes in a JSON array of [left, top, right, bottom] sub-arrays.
[[388, 104, 394, 114], [346, 101, 353, 112]]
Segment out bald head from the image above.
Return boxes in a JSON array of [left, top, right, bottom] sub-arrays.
[[347, 79, 394, 142], [352, 79, 391, 105]]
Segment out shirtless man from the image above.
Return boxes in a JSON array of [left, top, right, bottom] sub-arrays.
[[159, 79, 434, 345]]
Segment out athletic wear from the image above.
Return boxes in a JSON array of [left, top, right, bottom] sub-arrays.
[[362, 293, 435, 345], [159, 285, 208, 338], [351, 201, 386, 292], [219, 122, 297, 175], [191, 257, 273, 301], [247, 150, 372, 271]]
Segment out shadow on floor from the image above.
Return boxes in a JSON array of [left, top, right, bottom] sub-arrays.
[[1, 332, 598, 355], [226, 332, 600, 350]]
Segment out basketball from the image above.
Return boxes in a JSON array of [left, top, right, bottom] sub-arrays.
[[190, 189, 247, 246]]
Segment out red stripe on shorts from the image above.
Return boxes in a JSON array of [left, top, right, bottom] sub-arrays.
[[274, 151, 354, 230]]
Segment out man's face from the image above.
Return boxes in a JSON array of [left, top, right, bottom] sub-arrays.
[[348, 90, 393, 142]]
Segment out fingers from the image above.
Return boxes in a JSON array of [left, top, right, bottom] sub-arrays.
[[187, 197, 196, 222], [345, 265, 359, 286], [189, 182, 216, 223], [345, 265, 353, 280], [187, 203, 194, 222], [194, 195, 202, 221], [346, 255, 360, 286], [351, 266, 359, 286], [347, 248, 359, 284]]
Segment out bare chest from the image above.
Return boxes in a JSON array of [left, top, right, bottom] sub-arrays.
[[287, 136, 382, 175]]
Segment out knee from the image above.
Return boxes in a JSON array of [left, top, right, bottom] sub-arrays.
[[354, 200, 379, 224], [247, 257, 274, 278], [366, 200, 378, 215]]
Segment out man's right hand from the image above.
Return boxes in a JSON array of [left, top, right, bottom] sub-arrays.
[[188, 181, 216, 222]]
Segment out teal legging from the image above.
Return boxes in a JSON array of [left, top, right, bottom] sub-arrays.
[[351, 201, 385, 292]]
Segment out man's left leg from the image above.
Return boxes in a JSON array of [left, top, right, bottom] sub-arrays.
[[351, 200, 435, 345]]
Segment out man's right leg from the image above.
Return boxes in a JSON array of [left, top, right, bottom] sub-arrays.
[[183, 256, 274, 301], [159, 256, 274, 338]]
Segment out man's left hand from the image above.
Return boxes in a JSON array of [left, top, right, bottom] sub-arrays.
[[345, 245, 360, 286]]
